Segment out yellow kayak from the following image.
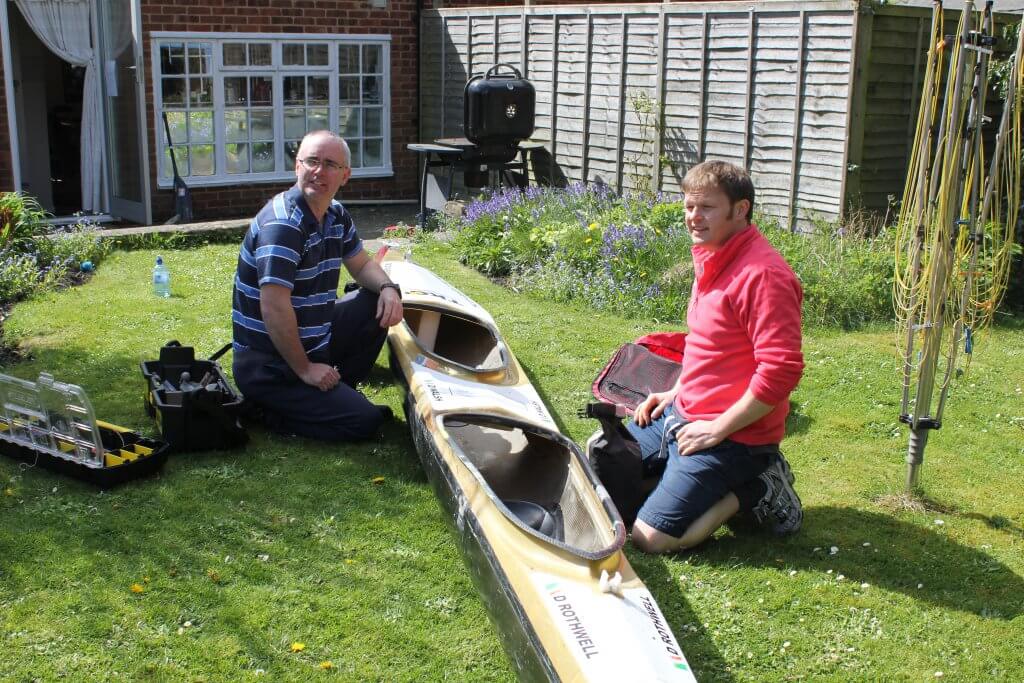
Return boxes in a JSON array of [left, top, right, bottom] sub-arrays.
[[383, 258, 696, 682]]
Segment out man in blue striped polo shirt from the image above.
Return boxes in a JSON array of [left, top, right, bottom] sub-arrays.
[[231, 130, 404, 441]]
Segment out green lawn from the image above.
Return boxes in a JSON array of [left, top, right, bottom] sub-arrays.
[[1, 240, 1022, 681]]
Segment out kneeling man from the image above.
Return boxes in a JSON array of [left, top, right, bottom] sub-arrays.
[[231, 131, 403, 441], [629, 160, 805, 553]]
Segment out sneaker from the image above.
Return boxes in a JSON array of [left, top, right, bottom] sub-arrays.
[[752, 452, 803, 535]]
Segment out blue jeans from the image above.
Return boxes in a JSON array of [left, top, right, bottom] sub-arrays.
[[626, 405, 773, 538]]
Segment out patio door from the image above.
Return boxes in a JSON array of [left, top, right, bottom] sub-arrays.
[[96, 0, 150, 224]]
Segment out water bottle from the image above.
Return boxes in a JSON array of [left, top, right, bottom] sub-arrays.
[[152, 255, 171, 297]]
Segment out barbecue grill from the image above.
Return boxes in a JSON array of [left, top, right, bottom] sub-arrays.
[[409, 64, 537, 222]]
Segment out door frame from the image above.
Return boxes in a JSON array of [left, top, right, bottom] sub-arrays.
[[0, 0, 151, 224], [1, 1, 23, 193]]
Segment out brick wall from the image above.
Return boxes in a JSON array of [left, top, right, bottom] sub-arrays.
[[141, 0, 421, 221]]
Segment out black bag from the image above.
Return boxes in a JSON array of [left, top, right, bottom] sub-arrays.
[[140, 341, 248, 452], [581, 402, 645, 528]]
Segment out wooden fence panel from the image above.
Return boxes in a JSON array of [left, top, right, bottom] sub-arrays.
[[422, 2, 860, 229]]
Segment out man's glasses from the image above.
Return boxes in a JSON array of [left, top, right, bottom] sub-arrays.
[[298, 156, 345, 172]]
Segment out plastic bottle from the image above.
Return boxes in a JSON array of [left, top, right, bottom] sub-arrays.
[[152, 255, 171, 297]]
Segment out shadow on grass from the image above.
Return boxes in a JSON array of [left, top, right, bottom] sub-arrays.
[[702, 506, 1024, 620]]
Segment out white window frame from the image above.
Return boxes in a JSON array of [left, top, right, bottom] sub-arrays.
[[151, 32, 392, 189]]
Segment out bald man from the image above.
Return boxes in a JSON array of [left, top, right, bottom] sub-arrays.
[[231, 131, 404, 441]]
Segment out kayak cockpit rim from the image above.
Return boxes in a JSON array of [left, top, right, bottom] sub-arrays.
[[401, 303, 509, 375], [438, 412, 626, 561]]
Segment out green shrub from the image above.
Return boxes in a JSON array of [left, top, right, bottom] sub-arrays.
[[0, 192, 49, 250], [36, 229, 110, 270], [0, 252, 42, 302], [451, 186, 897, 329]]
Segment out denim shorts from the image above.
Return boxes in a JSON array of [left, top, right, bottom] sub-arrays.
[[626, 404, 772, 538]]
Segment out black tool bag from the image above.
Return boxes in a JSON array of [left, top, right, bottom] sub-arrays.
[[580, 402, 645, 528], [140, 341, 248, 452]]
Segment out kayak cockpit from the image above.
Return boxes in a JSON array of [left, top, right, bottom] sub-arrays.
[[442, 413, 625, 560], [403, 306, 507, 375]]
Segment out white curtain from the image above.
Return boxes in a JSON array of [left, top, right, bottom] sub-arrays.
[[14, 0, 105, 213]]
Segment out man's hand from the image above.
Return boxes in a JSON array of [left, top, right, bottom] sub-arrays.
[[674, 420, 725, 456], [299, 362, 340, 391], [376, 287, 404, 328], [633, 389, 676, 427]]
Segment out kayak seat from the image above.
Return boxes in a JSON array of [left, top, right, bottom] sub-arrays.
[[505, 499, 564, 542]]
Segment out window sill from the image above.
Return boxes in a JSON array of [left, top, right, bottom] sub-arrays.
[[155, 168, 394, 190]]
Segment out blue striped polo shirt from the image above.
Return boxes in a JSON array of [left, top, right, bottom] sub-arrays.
[[231, 185, 363, 357]]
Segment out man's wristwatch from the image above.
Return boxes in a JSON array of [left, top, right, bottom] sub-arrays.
[[380, 282, 402, 298]]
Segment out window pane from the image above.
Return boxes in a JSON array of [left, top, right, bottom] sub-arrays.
[[163, 147, 188, 179], [189, 77, 212, 107], [253, 142, 275, 172], [251, 110, 274, 140], [308, 76, 329, 104], [191, 144, 215, 175], [339, 107, 359, 138], [362, 76, 382, 104], [284, 108, 306, 139], [308, 108, 328, 132], [339, 77, 359, 105], [364, 138, 383, 167], [249, 44, 272, 66], [364, 108, 383, 137], [363, 45, 382, 74], [225, 110, 248, 143], [284, 141, 300, 167], [188, 44, 211, 75], [307, 44, 328, 66], [164, 111, 187, 144], [224, 77, 248, 107], [161, 78, 186, 108], [349, 140, 362, 168], [250, 76, 272, 106], [339, 45, 359, 74], [189, 111, 213, 143], [283, 43, 304, 66], [284, 76, 305, 106], [227, 143, 249, 174], [160, 44, 186, 75], [223, 43, 246, 66]]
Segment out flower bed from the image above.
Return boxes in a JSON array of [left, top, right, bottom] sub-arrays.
[[442, 184, 896, 329]]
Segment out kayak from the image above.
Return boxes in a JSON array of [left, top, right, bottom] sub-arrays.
[[383, 258, 696, 682]]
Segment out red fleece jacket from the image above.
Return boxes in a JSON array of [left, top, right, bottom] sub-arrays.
[[673, 225, 804, 445]]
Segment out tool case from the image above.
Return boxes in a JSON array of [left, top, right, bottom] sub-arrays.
[[140, 341, 247, 452], [0, 371, 169, 486]]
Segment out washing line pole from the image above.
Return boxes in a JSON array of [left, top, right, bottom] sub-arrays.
[[904, 1, 975, 490], [936, 3, 995, 424], [899, 1, 944, 418]]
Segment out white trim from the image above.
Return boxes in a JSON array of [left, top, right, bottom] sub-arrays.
[[131, 0, 152, 224], [150, 32, 393, 188], [154, 169, 395, 190], [151, 31, 392, 42], [0, 1, 22, 192]]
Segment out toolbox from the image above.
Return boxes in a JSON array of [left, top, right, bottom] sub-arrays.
[[0, 371, 169, 486], [140, 341, 247, 452]]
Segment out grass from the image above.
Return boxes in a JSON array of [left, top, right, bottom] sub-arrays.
[[1, 239, 1023, 681]]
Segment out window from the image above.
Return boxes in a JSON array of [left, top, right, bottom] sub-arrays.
[[152, 33, 391, 187]]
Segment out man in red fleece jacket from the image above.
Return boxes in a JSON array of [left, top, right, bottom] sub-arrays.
[[627, 160, 805, 554]]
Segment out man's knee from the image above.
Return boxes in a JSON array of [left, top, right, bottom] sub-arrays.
[[632, 520, 687, 554]]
